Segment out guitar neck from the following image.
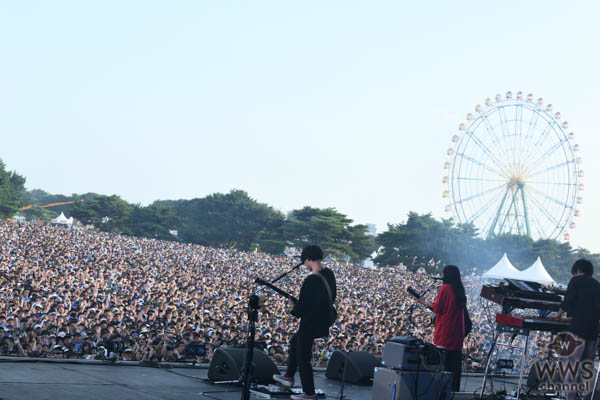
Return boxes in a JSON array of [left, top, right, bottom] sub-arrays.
[[255, 278, 298, 303], [407, 287, 434, 311]]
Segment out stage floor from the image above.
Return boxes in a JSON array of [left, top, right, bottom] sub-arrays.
[[0, 359, 520, 399]]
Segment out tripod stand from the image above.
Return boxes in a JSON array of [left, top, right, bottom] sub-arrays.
[[240, 294, 264, 400], [212, 294, 264, 399]]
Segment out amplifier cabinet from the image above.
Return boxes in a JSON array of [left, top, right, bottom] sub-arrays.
[[381, 341, 445, 371], [371, 367, 452, 400]]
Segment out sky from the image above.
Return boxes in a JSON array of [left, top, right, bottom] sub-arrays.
[[1, 1, 599, 255]]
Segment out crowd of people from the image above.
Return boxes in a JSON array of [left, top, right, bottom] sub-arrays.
[[0, 220, 553, 371]]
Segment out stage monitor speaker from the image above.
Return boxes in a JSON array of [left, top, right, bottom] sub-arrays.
[[325, 350, 380, 384], [207, 347, 279, 384], [371, 367, 452, 400]]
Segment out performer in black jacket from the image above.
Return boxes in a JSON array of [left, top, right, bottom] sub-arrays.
[[273, 245, 336, 400], [549, 259, 600, 400]]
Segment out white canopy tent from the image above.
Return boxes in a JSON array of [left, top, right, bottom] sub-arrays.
[[482, 253, 524, 280], [519, 257, 556, 285], [51, 212, 71, 225]]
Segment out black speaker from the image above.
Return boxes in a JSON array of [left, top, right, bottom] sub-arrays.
[[325, 350, 380, 384], [207, 347, 280, 384]]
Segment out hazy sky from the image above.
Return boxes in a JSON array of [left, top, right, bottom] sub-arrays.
[[1, 1, 599, 255]]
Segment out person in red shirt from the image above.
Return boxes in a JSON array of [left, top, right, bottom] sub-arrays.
[[417, 265, 466, 392]]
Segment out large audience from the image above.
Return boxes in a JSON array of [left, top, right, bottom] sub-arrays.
[[0, 220, 553, 371]]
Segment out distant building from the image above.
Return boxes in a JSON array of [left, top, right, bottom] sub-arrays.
[[366, 224, 377, 237]]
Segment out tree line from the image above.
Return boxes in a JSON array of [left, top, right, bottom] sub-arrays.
[[27, 190, 375, 262], [0, 158, 374, 262], [1, 158, 597, 283], [375, 212, 599, 283]]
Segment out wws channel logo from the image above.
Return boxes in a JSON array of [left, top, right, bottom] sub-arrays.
[[532, 332, 595, 393]]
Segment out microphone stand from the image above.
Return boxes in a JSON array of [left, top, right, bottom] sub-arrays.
[[408, 281, 439, 336], [240, 294, 263, 400], [228, 261, 303, 311], [238, 261, 302, 400], [269, 261, 304, 284]]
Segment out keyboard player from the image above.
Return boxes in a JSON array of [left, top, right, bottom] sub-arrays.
[[548, 259, 600, 400]]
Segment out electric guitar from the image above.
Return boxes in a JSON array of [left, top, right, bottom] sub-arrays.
[[408, 286, 436, 310]]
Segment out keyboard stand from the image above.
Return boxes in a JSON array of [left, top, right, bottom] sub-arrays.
[[479, 324, 530, 399]]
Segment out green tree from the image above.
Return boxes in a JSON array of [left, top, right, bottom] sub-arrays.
[[530, 239, 575, 284], [24, 188, 51, 203], [22, 206, 58, 223], [375, 212, 450, 272], [445, 222, 482, 269], [375, 211, 600, 284], [124, 202, 178, 240], [21, 190, 80, 216], [283, 207, 374, 261], [346, 224, 377, 262], [0, 159, 26, 217], [71, 193, 133, 231], [71, 195, 99, 225], [177, 190, 286, 252]]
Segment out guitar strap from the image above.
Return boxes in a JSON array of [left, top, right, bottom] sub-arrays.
[[314, 271, 333, 303]]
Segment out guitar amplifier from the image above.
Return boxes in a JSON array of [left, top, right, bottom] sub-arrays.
[[371, 367, 452, 400], [381, 337, 445, 371]]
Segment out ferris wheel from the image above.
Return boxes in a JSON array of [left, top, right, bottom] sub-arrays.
[[443, 91, 582, 241]]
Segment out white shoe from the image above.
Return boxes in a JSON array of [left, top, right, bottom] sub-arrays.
[[272, 374, 294, 387], [290, 393, 317, 400]]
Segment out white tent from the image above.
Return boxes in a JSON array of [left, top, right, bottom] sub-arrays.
[[12, 214, 26, 223], [51, 212, 70, 225], [519, 257, 555, 285], [482, 253, 524, 280]]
